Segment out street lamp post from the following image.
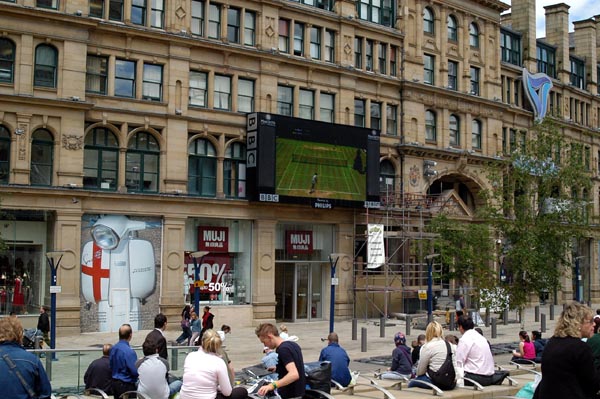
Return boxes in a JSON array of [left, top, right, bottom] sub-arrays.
[[425, 254, 440, 324], [190, 251, 209, 315], [574, 256, 585, 303], [329, 254, 342, 333], [45, 251, 65, 361]]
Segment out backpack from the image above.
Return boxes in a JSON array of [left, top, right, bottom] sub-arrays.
[[427, 341, 456, 390]]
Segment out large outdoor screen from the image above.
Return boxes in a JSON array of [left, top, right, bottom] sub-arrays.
[[246, 113, 380, 209]]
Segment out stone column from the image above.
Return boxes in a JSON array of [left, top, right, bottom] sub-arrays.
[[252, 218, 277, 321], [161, 216, 187, 322]]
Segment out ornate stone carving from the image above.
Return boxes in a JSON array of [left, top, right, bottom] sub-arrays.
[[62, 134, 83, 150]]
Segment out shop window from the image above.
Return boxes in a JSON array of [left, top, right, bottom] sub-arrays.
[[34, 44, 58, 88], [188, 138, 216, 196], [30, 129, 53, 186], [224, 142, 246, 198], [0, 126, 10, 184], [126, 131, 160, 193], [0, 38, 15, 84], [84, 126, 119, 190]]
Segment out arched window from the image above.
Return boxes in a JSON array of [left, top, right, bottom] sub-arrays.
[[224, 142, 246, 198], [31, 129, 53, 186], [379, 160, 395, 199], [0, 126, 10, 184], [34, 44, 58, 88], [447, 15, 457, 41], [449, 114, 460, 147], [471, 119, 482, 150], [84, 127, 119, 190], [425, 110, 436, 141], [188, 138, 216, 196], [126, 132, 160, 193], [469, 23, 480, 48], [423, 7, 434, 34], [0, 39, 16, 83]]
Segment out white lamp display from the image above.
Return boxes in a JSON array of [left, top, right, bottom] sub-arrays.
[[81, 215, 156, 332]]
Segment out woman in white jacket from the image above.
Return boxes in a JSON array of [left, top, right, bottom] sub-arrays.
[[408, 321, 457, 390]]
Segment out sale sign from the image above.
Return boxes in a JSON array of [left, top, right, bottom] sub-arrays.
[[184, 253, 231, 295], [198, 226, 229, 253]]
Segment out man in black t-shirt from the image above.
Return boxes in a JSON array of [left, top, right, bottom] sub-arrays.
[[256, 323, 306, 399]]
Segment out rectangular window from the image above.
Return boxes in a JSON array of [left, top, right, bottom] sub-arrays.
[[151, 0, 164, 28], [299, 89, 314, 120], [294, 22, 304, 56], [191, 0, 204, 36], [86, 55, 108, 94], [378, 43, 386, 74], [509, 128, 517, 153], [109, 0, 124, 21], [142, 63, 162, 101], [209, 3, 221, 39], [502, 127, 507, 154], [37, 0, 58, 9], [131, 0, 146, 26], [500, 29, 521, 66], [244, 11, 256, 46], [448, 60, 458, 90], [585, 146, 591, 171], [470, 66, 480, 95], [366, 39, 373, 71], [390, 46, 397, 77], [279, 19, 290, 53], [310, 27, 321, 60], [537, 43, 556, 78], [277, 85, 293, 116], [115, 59, 136, 98], [570, 56, 585, 89], [227, 7, 241, 43], [424, 54, 434, 85], [214, 74, 231, 110], [320, 92, 334, 123], [189, 71, 208, 107], [370, 101, 381, 129], [386, 104, 397, 135], [325, 30, 335, 63], [237, 78, 254, 113], [354, 98, 365, 127], [90, 0, 104, 17], [358, 0, 393, 27], [354, 37, 363, 69]]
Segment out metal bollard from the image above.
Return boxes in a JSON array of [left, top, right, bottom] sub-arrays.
[[485, 310, 490, 328], [541, 313, 546, 333], [535, 306, 539, 322], [405, 315, 411, 336], [352, 318, 358, 341], [549, 304, 554, 320], [172, 347, 179, 371], [380, 317, 386, 338], [503, 308, 509, 325], [361, 327, 367, 352], [449, 315, 456, 331], [491, 317, 497, 339]]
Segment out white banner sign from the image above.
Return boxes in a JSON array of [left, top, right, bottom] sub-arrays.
[[367, 224, 385, 269]]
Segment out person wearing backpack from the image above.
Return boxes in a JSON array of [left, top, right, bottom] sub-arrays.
[[408, 321, 457, 390]]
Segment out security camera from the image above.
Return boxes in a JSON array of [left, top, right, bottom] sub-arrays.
[[424, 160, 437, 167]]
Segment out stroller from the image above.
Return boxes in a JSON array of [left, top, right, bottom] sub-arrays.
[[23, 328, 44, 349]]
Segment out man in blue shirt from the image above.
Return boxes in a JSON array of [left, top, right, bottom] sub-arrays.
[[319, 332, 352, 387], [109, 324, 139, 398]]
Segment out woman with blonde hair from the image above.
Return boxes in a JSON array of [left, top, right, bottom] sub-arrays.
[[534, 302, 600, 399], [180, 329, 248, 399], [408, 321, 457, 390]]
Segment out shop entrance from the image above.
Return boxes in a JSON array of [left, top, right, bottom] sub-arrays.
[[275, 262, 324, 322]]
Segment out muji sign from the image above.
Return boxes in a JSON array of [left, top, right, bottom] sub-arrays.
[[198, 226, 229, 253], [286, 230, 313, 254]]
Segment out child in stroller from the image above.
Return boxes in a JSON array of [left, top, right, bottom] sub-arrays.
[[23, 328, 44, 349]]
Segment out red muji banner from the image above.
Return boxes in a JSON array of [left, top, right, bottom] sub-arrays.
[[286, 230, 313, 254], [198, 226, 229, 253]]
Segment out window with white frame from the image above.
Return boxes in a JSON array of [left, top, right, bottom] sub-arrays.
[[214, 74, 231, 110], [320, 92, 334, 123], [237, 78, 254, 113], [190, 71, 208, 107]]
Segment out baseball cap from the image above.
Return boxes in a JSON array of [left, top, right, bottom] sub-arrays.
[[394, 332, 406, 345]]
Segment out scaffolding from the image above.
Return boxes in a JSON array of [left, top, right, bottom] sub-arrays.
[[352, 192, 456, 319]]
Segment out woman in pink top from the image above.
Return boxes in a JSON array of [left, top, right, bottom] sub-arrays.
[[179, 329, 247, 399], [511, 330, 536, 363]]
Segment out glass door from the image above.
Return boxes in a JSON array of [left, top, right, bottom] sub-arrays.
[[275, 262, 324, 321], [296, 263, 309, 320]]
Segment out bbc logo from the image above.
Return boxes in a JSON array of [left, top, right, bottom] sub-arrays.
[[259, 193, 279, 202]]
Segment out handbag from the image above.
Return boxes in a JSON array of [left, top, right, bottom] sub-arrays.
[[427, 341, 456, 390], [181, 318, 190, 328]]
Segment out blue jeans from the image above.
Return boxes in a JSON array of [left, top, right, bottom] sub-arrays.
[[408, 375, 433, 389], [176, 326, 192, 344], [169, 379, 183, 396]]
